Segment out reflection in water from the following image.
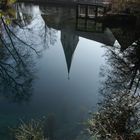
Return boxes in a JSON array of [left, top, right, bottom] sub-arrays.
[[14, 3, 140, 77], [40, 5, 116, 76], [100, 40, 140, 96], [61, 27, 79, 74], [1, 4, 96, 140], [0, 18, 36, 103], [44, 114, 56, 140], [13, 119, 45, 140], [14, 3, 35, 27], [0, 3, 140, 140], [87, 40, 140, 140]]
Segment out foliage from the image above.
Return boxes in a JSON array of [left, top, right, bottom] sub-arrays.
[[6, 0, 16, 6], [112, 0, 140, 13], [87, 92, 140, 140], [0, 0, 16, 7], [0, 0, 40, 103], [0, 0, 16, 25], [87, 40, 140, 140], [12, 115, 56, 140], [13, 119, 47, 140]]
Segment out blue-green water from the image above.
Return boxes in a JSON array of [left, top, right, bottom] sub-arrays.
[[0, 3, 133, 140]]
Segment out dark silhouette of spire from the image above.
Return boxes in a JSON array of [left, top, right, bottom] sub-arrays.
[[61, 28, 79, 74]]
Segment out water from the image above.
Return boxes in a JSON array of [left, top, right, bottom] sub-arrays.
[[0, 3, 139, 140]]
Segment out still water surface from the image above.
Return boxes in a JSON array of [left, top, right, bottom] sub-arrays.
[[0, 4, 118, 140]]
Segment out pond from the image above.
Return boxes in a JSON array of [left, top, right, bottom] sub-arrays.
[[0, 3, 140, 140]]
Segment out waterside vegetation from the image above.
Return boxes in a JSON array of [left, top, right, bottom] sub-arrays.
[[87, 40, 140, 140]]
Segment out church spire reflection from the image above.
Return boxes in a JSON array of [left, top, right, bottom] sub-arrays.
[[61, 27, 79, 74], [40, 4, 139, 78], [41, 6, 79, 75]]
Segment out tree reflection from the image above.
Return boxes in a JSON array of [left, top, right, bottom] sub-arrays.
[[0, 4, 59, 103], [0, 17, 37, 103], [87, 40, 140, 140], [100, 39, 140, 95], [14, 3, 34, 27]]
